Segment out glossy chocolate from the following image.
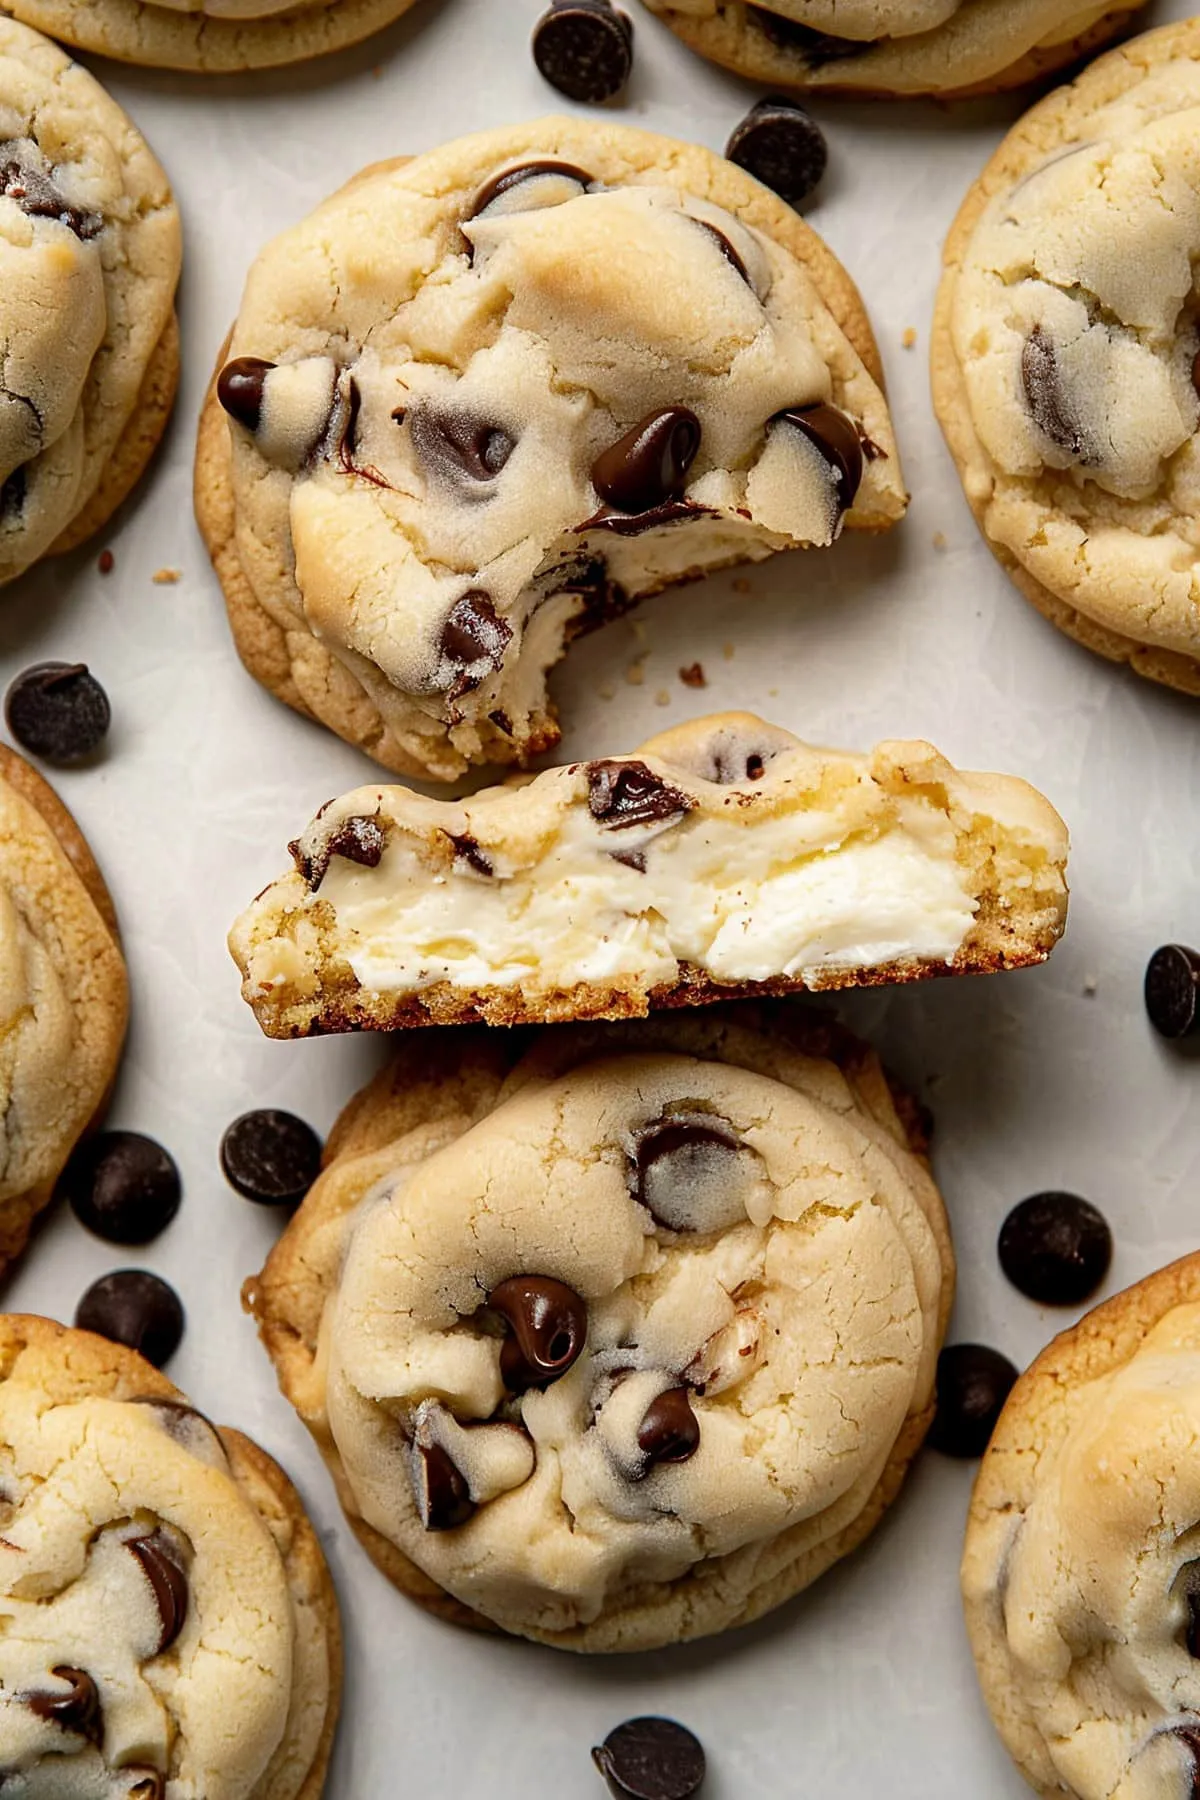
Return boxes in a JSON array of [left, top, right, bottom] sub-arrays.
[[127, 1535, 189, 1654], [585, 759, 695, 831], [772, 402, 864, 514], [217, 357, 275, 434], [591, 409, 701, 515], [636, 1388, 700, 1474], [489, 1275, 588, 1392]]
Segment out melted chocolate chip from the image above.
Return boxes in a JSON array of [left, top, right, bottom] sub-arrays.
[[1145, 944, 1200, 1040], [1021, 328, 1088, 459], [411, 1438, 475, 1532], [75, 1271, 185, 1368], [928, 1344, 1018, 1459], [445, 831, 493, 877], [439, 591, 513, 698], [592, 1717, 706, 1800], [469, 159, 594, 219], [692, 218, 750, 285], [27, 1667, 103, 1744], [532, 0, 633, 104], [582, 500, 716, 537], [489, 1276, 588, 1392], [291, 814, 386, 890], [127, 1535, 189, 1653], [410, 409, 515, 485], [592, 409, 701, 515], [632, 1118, 742, 1232], [58, 1131, 181, 1247], [726, 99, 828, 210], [771, 403, 864, 514], [998, 1192, 1112, 1306], [217, 357, 275, 433], [5, 661, 110, 764], [0, 151, 102, 239], [220, 1110, 323, 1207], [586, 760, 695, 831], [636, 1388, 700, 1475]]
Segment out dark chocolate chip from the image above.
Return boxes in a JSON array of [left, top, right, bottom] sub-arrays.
[[216, 357, 275, 433], [1021, 328, 1088, 459], [58, 1132, 181, 1247], [126, 1535, 189, 1654], [581, 500, 716, 537], [75, 1271, 185, 1369], [1187, 1588, 1200, 1659], [632, 1119, 740, 1232], [928, 1344, 1018, 1459], [592, 1717, 706, 1800], [747, 7, 857, 65], [746, 752, 765, 779], [725, 99, 827, 210], [411, 1438, 475, 1532], [692, 218, 750, 285], [220, 1111, 322, 1207], [445, 832, 493, 877], [592, 409, 701, 515], [636, 1388, 700, 1475], [489, 1275, 588, 1392], [0, 151, 101, 239], [1145, 944, 1200, 1040], [532, 0, 633, 104], [4, 661, 110, 764], [26, 1667, 103, 1744], [410, 409, 515, 485], [290, 814, 386, 890], [470, 160, 594, 220], [998, 1192, 1112, 1306], [1, 464, 26, 518], [611, 847, 646, 873], [439, 591, 513, 697], [706, 743, 769, 784], [771, 403, 863, 514], [586, 760, 695, 831]]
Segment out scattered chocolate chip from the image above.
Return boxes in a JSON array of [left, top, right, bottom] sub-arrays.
[[592, 1717, 706, 1800], [592, 409, 701, 515], [126, 1535, 189, 1653], [470, 159, 594, 220], [439, 590, 513, 699], [1145, 944, 1200, 1040], [4, 661, 110, 764], [771, 403, 863, 514], [998, 1192, 1112, 1306], [291, 814, 386, 890], [410, 409, 515, 485], [98, 549, 114, 575], [217, 357, 275, 433], [445, 831, 493, 877], [489, 1276, 588, 1392], [633, 1118, 743, 1233], [533, 0, 633, 104], [75, 1271, 185, 1369], [1021, 329, 1088, 459], [220, 1111, 322, 1207], [586, 760, 695, 831], [725, 99, 827, 210], [678, 663, 706, 689], [692, 218, 750, 285], [26, 1667, 102, 1744], [58, 1132, 181, 1246], [0, 150, 101, 239], [928, 1344, 1018, 1459], [411, 1436, 475, 1532], [636, 1388, 700, 1475]]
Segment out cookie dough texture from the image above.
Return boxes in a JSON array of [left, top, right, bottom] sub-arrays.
[[195, 119, 906, 783], [0, 20, 180, 584], [641, 0, 1145, 98], [934, 19, 1200, 695], [0, 1313, 340, 1798], [229, 712, 1069, 1038], [0, 747, 127, 1277], [248, 1006, 954, 1652], [963, 1254, 1200, 1799]]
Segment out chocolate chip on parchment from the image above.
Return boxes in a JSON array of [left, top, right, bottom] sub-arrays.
[[126, 1535, 189, 1653], [592, 1717, 707, 1800], [771, 403, 864, 514], [489, 1276, 588, 1392], [998, 1192, 1112, 1306], [1145, 943, 1200, 1040], [217, 357, 275, 433], [26, 1668, 103, 1744], [725, 99, 827, 210], [59, 1132, 181, 1247], [220, 1111, 322, 1207], [586, 760, 695, 831], [592, 409, 701, 515], [5, 662, 110, 764], [533, 0, 633, 104], [75, 1271, 185, 1369], [928, 1344, 1017, 1459], [635, 1388, 700, 1475]]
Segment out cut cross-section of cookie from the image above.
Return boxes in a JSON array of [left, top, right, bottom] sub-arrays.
[[246, 1005, 954, 1651], [228, 711, 1069, 1037], [195, 119, 906, 782]]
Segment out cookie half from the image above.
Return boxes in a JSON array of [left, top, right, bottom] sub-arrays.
[[246, 1005, 953, 1652], [195, 119, 906, 783], [0, 21, 180, 584], [0, 746, 128, 1275], [933, 19, 1200, 696], [0, 1313, 340, 1797], [229, 711, 1069, 1037], [963, 1253, 1200, 1799], [641, 1, 1146, 99]]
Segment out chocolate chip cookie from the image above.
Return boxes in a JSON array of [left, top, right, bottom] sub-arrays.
[[0, 745, 127, 1277], [933, 18, 1200, 696], [195, 120, 906, 783], [0, 1313, 341, 1796], [229, 710, 1069, 1037], [246, 1005, 953, 1651], [0, 21, 180, 586], [641, 0, 1146, 99], [963, 1252, 1200, 1799]]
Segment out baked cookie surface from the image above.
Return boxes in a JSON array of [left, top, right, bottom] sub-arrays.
[[933, 19, 1200, 694], [229, 711, 1069, 1037], [195, 119, 905, 782], [640, 0, 1145, 98], [0, 746, 127, 1277], [0, 1313, 340, 1798], [0, 20, 180, 584], [963, 1253, 1200, 1799], [247, 1005, 954, 1653]]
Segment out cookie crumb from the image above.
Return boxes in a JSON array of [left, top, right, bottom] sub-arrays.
[[598, 681, 616, 701], [932, 531, 948, 551], [654, 688, 671, 707], [98, 549, 114, 576], [902, 327, 918, 349], [722, 642, 735, 661], [679, 662, 707, 689], [630, 619, 648, 645], [152, 567, 181, 586], [732, 577, 751, 595], [625, 657, 647, 687], [1083, 976, 1098, 997]]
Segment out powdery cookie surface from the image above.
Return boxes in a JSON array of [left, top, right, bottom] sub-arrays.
[[963, 1254, 1200, 1799], [247, 1006, 953, 1653], [195, 120, 905, 783], [0, 1314, 341, 1798], [229, 711, 1069, 1038], [0, 747, 127, 1277], [0, 20, 179, 584], [640, 0, 1145, 99], [934, 19, 1200, 695]]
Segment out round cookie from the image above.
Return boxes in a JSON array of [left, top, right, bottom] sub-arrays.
[[195, 118, 906, 783], [245, 1005, 954, 1652], [933, 19, 1200, 697], [2, 0, 423, 74], [963, 1253, 1200, 1799], [640, 1, 1146, 100], [0, 1313, 341, 1798], [0, 745, 127, 1276]]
